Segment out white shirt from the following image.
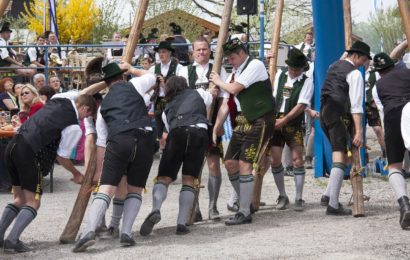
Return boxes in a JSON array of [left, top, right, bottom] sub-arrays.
[[149, 60, 184, 97], [273, 70, 314, 112], [27, 46, 44, 63], [162, 88, 213, 132], [0, 37, 16, 60], [129, 73, 157, 105], [401, 102, 410, 150], [345, 59, 364, 114], [228, 57, 269, 111], [179, 61, 229, 98], [372, 86, 384, 120], [365, 69, 380, 102]]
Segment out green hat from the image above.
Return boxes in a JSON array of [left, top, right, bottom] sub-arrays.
[[347, 41, 372, 60], [102, 63, 127, 81], [373, 52, 395, 71], [154, 41, 174, 53], [285, 48, 309, 70], [222, 38, 246, 56]]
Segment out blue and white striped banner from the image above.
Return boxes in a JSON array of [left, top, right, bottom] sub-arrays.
[[222, 117, 233, 141], [49, 0, 59, 38]]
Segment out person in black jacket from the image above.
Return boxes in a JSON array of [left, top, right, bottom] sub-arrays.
[[0, 94, 96, 253]]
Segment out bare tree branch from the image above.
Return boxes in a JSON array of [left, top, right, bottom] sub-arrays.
[[192, 0, 222, 18]]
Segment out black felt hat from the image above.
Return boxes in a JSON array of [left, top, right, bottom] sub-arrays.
[[222, 38, 247, 56], [347, 41, 372, 60], [285, 48, 309, 70], [102, 63, 127, 81], [0, 22, 12, 33], [154, 41, 175, 53], [373, 52, 395, 71]]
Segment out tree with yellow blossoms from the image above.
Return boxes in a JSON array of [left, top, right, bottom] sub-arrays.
[[21, 0, 100, 44]]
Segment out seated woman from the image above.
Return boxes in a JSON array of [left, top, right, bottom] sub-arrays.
[[0, 77, 19, 115], [18, 84, 44, 124]]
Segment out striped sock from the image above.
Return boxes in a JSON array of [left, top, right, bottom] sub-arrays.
[[0, 204, 20, 240], [83, 193, 111, 235], [228, 172, 240, 196], [272, 164, 286, 196], [6, 206, 37, 243], [239, 174, 254, 216], [121, 193, 142, 236], [294, 167, 306, 200], [109, 198, 125, 229]]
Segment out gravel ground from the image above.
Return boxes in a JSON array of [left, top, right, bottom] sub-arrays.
[[0, 130, 409, 259]]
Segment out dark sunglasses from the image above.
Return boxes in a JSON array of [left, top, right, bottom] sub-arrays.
[[21, 91, 31, 97]]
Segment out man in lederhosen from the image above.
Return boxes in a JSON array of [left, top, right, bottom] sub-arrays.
[[73, 62, 156, 252], [139, 76, 214, 236], [148, 41, 184, 152], [320, 41, 371, 215], [373, 52, 410, 229], [180, 36, 229, 220], [210, 38, 275, 225], [0, 94, 96, 252], [270, 48, 313, 211]]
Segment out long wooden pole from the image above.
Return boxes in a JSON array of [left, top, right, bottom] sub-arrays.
[[268, 0, 285, 84], [343, 0, 353, 50], [187, 0, 234, 225], [398, 0, 410, 52], [343, 0, 365, 218], [0, 0, 11, 18], [122, 0, 150, 63], [251, 0, 285, 212]]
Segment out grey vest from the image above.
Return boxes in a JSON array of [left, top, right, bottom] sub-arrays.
[[164, 89, 207, 132]]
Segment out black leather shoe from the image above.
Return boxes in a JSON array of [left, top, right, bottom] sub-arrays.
[[398, 196, 410, 229], [72, 231, 96, 253], [320, 195, 330, 206], [120, 233, 136, 246], [227, 202, 239, 212], [326, 204, 352, 216], [176, 224, 190, 235], [140, 210, 161, 236], [3, 239, 31, 253], [225, 212, 252, 226]]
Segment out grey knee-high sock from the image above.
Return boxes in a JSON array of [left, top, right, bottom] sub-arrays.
[[121, 193, 142, 236], [272, 164, 287, 196], [228, 172, 240, 196], [208, 174, 222, 210], [6, 206, 37, 243], [0, 204, 19, 240], [83, 193, 111, 235], [152, 182, 168, 212], [239, 174, 254, 216], [294, 167, 306, 200], [93, 192, 106, 229], [389, 171, 408, 199], [328, 163, 346, 209], [109, 198, 124, 229], [228, 187, 239, 205], [306, 133, 314, 158], [177, 185, 195, 225], [323, 180, 331, 197]]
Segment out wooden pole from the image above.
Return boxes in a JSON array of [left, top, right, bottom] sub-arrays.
[[268, 0, 285, 85], [343, 0, 365, 217], [0, 0, 11, 18], [187, 0, 234, 225], [343, 0, 353, 49], [121, 0, 150, 63], [398, 0, 410, 52], [60, 137, 97, 244], [251, 0, 284, 212]]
